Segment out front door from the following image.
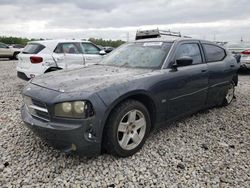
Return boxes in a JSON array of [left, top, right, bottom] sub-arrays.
[[81, 42, 103, 65], [0, 43, 12, 57], [164, 42, 209, 120]]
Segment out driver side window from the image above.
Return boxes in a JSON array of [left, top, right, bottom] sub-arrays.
[[175, 43, 202, 65], [0, 43, 9, 48], [81, 43, 100, 54]]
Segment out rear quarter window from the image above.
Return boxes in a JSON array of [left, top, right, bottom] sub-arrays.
[[22, 43, 45, 54], [203, 44, 226, 62]]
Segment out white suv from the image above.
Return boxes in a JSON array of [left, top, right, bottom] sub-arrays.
[[16, 40, 105, 80], [0, 42, 22, 60]]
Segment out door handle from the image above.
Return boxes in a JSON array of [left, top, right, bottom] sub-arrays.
[[201, 69, 207, 73], [56, 57, 64, 61], [230, 65, 235, 68]]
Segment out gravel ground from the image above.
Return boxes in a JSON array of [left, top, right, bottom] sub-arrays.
[[0, 60, 249, 188]]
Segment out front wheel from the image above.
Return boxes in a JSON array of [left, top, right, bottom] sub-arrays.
[[104, 100, 151, 157], [222, 82, 235, 106], [13, 52, 19, 60]]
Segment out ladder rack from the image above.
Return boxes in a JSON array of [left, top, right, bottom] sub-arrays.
[[135, 28, 191, 40]]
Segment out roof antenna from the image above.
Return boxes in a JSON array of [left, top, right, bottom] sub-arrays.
[[240, 36, 243, 43]]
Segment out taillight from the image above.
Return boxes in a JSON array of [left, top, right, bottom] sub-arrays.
[[30, 56, 43, 64], [241, 49, 250, 55]]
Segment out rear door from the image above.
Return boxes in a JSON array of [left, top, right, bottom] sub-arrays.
[[164, 41, 209, 120], [53, 43, 85, 69], [81, 42, 103, 65], [202, 43, 232, 106]]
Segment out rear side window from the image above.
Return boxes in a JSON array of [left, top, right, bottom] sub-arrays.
[[203, 44, 226, 62], [22, 43, 45, 54], [175, 43, 202, 65], [54, 43, 81, 54]]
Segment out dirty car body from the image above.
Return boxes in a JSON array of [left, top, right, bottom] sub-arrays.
[[21, 38, 239, 156]]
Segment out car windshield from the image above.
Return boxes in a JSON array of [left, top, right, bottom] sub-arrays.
[[101, 42, 173, 69]]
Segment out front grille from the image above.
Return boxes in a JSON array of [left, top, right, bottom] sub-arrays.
[[32, 98, 46, 108], [24, 97, 50, 122]]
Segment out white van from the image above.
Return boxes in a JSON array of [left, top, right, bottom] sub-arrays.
[[17, 40, 105, 80]]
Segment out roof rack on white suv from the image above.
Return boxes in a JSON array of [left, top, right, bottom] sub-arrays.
[[135, 28, 191, 40]]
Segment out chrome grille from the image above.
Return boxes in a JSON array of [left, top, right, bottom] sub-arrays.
[[24, 96, 50, 122]]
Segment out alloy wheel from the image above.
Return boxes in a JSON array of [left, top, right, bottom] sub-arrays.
[[117, 109, 146, 150], [225, 83, 235, 104]]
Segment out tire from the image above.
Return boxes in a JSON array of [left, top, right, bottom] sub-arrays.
[[13, 52, 19, 60], [104, 100, 151, 157], [222, 82, 235, 106]]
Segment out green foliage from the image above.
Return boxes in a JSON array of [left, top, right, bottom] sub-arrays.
[[88, 38, 125, 48], [0, 36, 30, 45], [0, 36, 126, 48]]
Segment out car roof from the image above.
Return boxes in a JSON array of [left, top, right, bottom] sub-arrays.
[[27, 39, 92, 51], [134, 37, 215, 44]]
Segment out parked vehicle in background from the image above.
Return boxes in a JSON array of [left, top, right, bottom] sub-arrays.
[[0, 42, 22, 60], [226, 42, 250, 69], [104, 46, 114, 53], [16, 40, 106, 80], [9, 44, 25, 49], [97, 45, 104, 50], [21, 37, 239, 157]]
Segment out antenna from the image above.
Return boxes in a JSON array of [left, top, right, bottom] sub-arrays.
[[126, 32, 130, 42]]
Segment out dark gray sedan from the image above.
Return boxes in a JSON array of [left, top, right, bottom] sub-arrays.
[[21, 38, 239, 157]]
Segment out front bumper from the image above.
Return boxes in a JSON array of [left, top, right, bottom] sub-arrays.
[[21, 104, 101, 156]]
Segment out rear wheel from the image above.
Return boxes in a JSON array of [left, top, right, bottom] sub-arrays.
[[222, 82, 235, 106], [45, 67, 61, 73], [104, 100, 151, 157]]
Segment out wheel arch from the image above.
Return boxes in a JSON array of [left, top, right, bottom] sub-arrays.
[[232, 74, 238, 86], [44, 67, 62, 73], [100, 91, 157, 147]]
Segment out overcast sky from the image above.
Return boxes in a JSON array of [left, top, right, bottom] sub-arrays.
[[0, 0, 249, 42]]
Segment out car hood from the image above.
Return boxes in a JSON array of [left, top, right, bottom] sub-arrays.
[[31, 65, 153, 93]]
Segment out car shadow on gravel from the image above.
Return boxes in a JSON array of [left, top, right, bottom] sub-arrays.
[[238, 69, 250, 75], [0, 58, 15, 61]]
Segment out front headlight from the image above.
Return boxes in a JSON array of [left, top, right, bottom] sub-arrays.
[[54, 101, 94, 119]]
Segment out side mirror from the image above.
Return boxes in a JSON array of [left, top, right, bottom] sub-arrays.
[[174, 56, 193, 67], [99, 50, 106, 55]]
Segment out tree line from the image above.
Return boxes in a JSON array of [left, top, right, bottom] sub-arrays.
[[88, 38, 125, 48], [0, 36, 125, 48]]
